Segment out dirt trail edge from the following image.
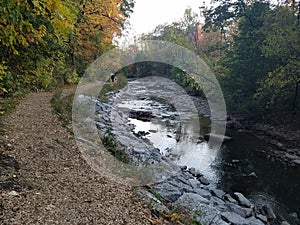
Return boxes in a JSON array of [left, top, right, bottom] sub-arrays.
[[0, 92, 151, 225]]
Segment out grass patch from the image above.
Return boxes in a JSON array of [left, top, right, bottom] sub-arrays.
[[148, 189, 164, 202], [51, 76, 129, 163], [0, 93, 24, 135], [51, 89, 75, 127], [101, 129, 131, 164]]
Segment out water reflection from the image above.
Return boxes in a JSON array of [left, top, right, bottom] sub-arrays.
[[218, 130, 300, 218], [112, 78, 300, 222], [121, 96, 220, 182]]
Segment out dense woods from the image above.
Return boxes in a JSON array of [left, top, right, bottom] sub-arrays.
[[0, 0, 134, 97], [124, 0, 300, 115], [1, 0, 299, 115], [203, 0, 300, 113]]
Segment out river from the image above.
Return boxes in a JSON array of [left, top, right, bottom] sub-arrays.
[[111, 77, 300, 223]]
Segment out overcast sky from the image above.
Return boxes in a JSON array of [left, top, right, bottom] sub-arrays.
[[118, 0, 209, 45], [129, 0, 207, 34]]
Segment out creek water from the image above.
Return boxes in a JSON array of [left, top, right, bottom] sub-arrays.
[[113, 77, 300, 221], [217, 130, 300, 220]]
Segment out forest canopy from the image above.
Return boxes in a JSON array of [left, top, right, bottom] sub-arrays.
[[1, 0, 299, 115], [0, 0, 134, 97], [124, 0, 300, 113]]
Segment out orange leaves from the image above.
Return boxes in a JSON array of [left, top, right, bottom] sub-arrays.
[[75, 0, 126, 62], [148, 211, 185, 225]]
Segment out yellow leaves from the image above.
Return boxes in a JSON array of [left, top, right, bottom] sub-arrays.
[[38, 25, 47, 39], [45, 0, 61, 13], [170, 212, 180, 221], [0, 63, 8, 76], [148, 211, 184, 225], [75, 0, 126, 62], [28, 24, 47, 43], [32, 0, 78, 45]]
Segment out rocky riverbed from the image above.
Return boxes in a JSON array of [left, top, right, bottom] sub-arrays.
[[74, 77, 299, 225]]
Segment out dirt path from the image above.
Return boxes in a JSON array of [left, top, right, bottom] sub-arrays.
[[0, 92, 151, 225]]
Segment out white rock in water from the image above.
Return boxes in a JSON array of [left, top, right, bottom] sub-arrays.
[[204, 133, 232, 142], [293, 159, 300, 165]]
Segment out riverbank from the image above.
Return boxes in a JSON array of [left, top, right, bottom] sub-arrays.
[[0, 91, 152, 224], [83, 77, 297, 225], [227, 112, 300, 167]]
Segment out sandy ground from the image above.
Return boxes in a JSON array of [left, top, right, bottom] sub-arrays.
[[0, 92, 152, 225]]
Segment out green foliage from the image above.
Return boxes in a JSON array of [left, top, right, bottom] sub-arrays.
[[255, 59, 300, 110], [0, 0, 133, 99], [0, 71, 22, 97], [255, 6, 300, 111], [51, 90, 75, 126], [0, 0, 34, 54], [201, 1, 300, 113], [101, 129, 131, 164], [120, 0, 135, 19], [221, 2, 271, 111], [0, 97, 20, 116], [148, 8, 200, 51]]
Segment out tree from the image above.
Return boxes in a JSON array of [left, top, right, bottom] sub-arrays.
[[219, 2, 271, 111], [0, 0, 134, 97], [74, 0, 128, 63], [255, 6, 300, 111]]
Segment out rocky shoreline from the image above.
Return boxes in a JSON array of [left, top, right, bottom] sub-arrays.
[[77, 91, 298, 225], [226, 115, 300, 167]]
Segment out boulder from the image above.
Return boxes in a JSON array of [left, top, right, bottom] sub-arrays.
[[210, 215, 231, 225], [194, 188, 211, 199], [293, 159, 300, 165], [285, 153, 299, 160], [191, 203, 221, 225], [153, 182, 182, 202], [137, 188, 170, 214], [211, 196, 226, 210], [166, 178, 193, 193], [224, 194, 238, 204], [226, 203, 253, 218], [247, 172, 258, 178], [262, 205, 276, 220], [195, 171, 204, 178], [188, 167, 196, 176], [188, 178, 201, 189], [248, 217, 265, 225], [198, 176, 210, 185], [211, 188, 226, 199], [179, 165, 187, 171], [221, 212, 249, 225], [129, 110, 154, 122], [256, 214, 268, 223], [233, 192, 252, 208], [173, 174, 193, 187], [175, 193, 210, 208]]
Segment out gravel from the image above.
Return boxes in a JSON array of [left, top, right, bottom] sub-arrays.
[[0, 92, 151, 225]]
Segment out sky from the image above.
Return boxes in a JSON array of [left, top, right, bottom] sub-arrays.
[[118, 0, 210, 45], [129, 0, 208, 34]]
